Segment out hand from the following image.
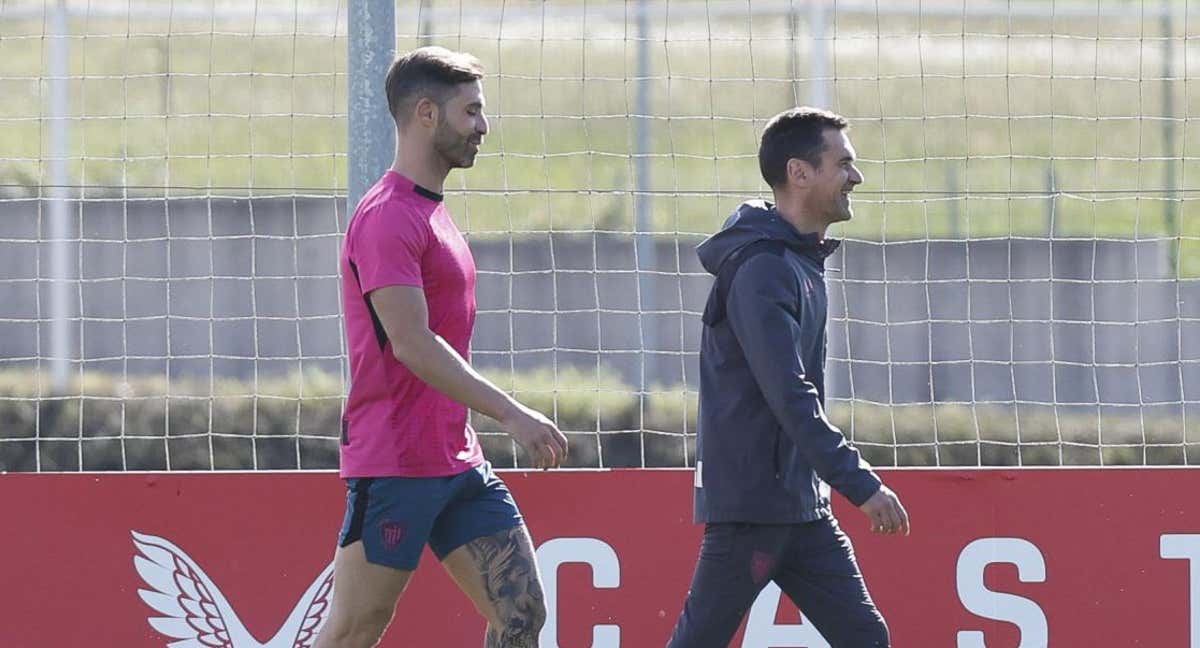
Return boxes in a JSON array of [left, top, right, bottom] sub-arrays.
[[500, 403, 569, 469], [858, 485, 910, 536]]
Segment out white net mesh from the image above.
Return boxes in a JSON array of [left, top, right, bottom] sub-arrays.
[[0, 1, 347, 470], [1, 0, 1197, 471]]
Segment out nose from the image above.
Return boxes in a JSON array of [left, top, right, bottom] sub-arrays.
[[478, 114, 489, 136], [849, 164, 864, 186]]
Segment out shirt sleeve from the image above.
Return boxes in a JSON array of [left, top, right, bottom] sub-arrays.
[[725, 253, 883, 507], [350, 204, 430, 295]]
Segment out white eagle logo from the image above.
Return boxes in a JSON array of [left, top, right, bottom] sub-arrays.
[[132, 531, 335, 648]]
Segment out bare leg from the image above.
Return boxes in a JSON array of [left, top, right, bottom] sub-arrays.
[[313, 541, 413, 648], [440, 525, 547, 647]]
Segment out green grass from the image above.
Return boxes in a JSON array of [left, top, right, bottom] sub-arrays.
[[3, 1, 1199, 268]]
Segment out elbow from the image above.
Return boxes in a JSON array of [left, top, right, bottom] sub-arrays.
[[389, 344, 409, 365], [388, 335, 420, 366], [387, 328, 434, 368]]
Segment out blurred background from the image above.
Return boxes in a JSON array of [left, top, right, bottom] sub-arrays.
[[2, 0, 1198, 472]]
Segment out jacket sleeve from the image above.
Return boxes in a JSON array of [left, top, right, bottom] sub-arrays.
[[724, 253, 882, 506]]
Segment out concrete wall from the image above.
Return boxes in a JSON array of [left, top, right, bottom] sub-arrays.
[[2, 197, 1195, 407]]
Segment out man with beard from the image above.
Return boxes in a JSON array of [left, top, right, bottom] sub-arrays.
[[667, 108, 910, 647], [315, 47, 567, 648]]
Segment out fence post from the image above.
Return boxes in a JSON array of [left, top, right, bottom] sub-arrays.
[[47, 0, 72, 394], [634, 0, 657, 395], [348, 0, 396, 214]]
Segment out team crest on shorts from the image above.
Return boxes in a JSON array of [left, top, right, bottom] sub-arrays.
[[380, 520, 407, 551]]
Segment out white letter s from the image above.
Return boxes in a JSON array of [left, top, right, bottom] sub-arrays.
[[956, 537, 1048, 648]]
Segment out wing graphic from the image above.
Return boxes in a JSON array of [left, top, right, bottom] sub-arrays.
[[131, 530, 251, 648], [276, 562, 334, 648]]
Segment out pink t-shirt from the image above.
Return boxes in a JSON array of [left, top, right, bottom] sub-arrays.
[[339, 171, 484, 478]]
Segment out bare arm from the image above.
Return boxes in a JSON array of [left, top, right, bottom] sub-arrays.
[[369, 284, 567, 468], [371, 284, 512, 421]]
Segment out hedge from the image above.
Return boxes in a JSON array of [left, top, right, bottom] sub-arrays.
[[0, 369, 1195, 471]]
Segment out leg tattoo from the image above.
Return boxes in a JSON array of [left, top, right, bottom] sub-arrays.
[[465, 527, 546, 648]]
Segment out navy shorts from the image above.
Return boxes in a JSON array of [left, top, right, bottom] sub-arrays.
[[337, 461, 523, 571]]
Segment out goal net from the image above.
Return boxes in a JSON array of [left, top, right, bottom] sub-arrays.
[[1, 0, 1196, 472]]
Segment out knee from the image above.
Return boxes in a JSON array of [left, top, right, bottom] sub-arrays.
[[829, 613, 889, 648], [318, 604, 395, 648], [525, 597, 548, 634], [859, 617, 890, 647], [492, 597, 547, 644]]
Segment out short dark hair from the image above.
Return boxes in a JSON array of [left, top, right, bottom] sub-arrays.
[[385, 46, 484, 124], [758, 107, 849, 188]]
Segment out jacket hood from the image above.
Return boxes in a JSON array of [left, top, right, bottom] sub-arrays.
[[696, 200, 839, 275]]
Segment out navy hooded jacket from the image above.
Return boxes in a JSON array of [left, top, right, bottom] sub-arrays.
[[693, 200, 882, 524]]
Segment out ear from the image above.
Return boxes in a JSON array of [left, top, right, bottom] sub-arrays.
[[786, 157, 813, 187], [414, 97, 439, 129]]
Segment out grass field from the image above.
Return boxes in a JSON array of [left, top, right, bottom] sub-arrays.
[[3, 0, 1200, 265]]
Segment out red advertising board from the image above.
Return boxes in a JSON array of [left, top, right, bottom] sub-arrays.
[[0, 469, 1196, 647]]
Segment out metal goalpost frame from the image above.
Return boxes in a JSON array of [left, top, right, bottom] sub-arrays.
[[348, 0, 396, 214]]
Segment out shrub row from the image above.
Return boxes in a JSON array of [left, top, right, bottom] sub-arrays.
[[1, 369, 1195, 471]]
